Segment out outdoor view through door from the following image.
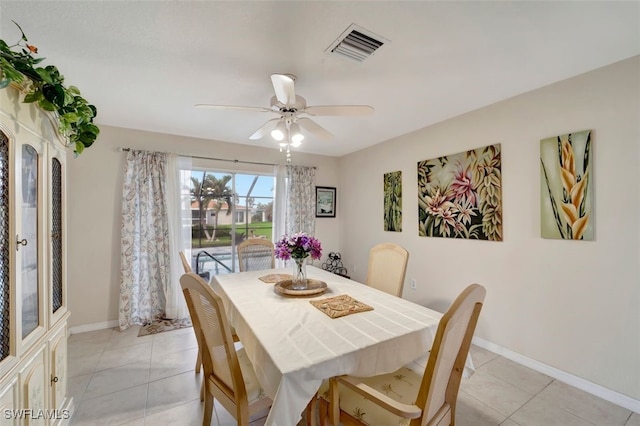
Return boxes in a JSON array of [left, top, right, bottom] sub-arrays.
[[190, 170, 275, 278]]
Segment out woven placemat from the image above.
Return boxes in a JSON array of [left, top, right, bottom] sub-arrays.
[[310, 294, 373, 319], [259, 273, 293, 283]]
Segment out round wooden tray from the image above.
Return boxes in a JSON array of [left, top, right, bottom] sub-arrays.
[[274, 279, 327, 297]]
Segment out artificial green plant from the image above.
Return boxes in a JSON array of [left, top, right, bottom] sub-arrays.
[[0, 21, 98, 155]]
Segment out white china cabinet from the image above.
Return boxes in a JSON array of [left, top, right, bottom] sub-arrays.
[[0, 85, 72, 425]]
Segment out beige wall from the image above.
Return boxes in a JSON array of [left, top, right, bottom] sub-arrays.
[[66, 56, 639, 405], [66, 127, 340, 328], [338, 56, 640, 400]]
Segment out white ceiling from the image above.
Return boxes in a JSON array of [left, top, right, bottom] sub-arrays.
[[1, 1, 638, 157]]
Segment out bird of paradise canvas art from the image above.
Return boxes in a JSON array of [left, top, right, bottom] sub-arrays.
[[540, 130, 593, 240], [418, 144, 502, 241]]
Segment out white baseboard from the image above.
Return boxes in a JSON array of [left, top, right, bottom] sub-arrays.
[[68, 320, 118, 335], [472, 336, 640, 414]]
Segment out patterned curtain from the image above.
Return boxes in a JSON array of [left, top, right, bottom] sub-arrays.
[[286, 165, 316, 236], [119, 150, 170, 330]]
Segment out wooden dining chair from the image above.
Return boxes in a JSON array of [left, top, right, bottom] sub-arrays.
[[179, 250, 240, 378], [179, 250, 192, 273], [180, 272, 272, 425], [237, 238, 275, 272], [366, 242, 409, 297], [178, 251, 204, 375], [318, 283, 486, 426]]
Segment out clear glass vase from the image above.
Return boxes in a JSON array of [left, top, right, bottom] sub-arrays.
[[291, 257, 308, 290]]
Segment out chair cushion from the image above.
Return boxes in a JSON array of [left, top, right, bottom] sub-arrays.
[[237, 347, 268, 404], [319, 366, 421, 425]]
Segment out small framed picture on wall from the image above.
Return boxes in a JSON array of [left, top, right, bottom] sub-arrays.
[[316, 186, 336, 217]]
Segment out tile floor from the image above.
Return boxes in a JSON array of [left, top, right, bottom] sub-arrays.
[[68, 325, 639, 426]]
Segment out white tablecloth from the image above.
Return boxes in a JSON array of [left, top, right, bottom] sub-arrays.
[[211, 266, 472, 426]]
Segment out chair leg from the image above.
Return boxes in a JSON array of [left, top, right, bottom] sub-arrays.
[[329, 378, 340, 426], [195, 348, 202, 373], [203, 393, 213, 426], [318, 397, 329, 426], [305, 395, 318, 426]]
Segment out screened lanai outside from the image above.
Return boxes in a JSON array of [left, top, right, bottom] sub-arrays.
[[189, 170, 276, 279]]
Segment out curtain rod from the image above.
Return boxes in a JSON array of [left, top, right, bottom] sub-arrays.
[[117, 147, 278, 167]]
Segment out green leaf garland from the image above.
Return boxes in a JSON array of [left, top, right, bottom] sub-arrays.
[[0, 21, 98, 155]]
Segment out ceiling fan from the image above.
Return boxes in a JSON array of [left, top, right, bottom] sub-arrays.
[[195, 73, 374, 146]]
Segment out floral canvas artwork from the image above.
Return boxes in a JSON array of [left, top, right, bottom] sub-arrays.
[[540, 130, 593, 240], [418, 144, 502, 241], [384, 171, 402, 232]]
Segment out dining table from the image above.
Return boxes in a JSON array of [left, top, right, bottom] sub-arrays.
[[210, 265, 474, 426]]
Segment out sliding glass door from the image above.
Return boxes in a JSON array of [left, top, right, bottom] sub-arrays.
[[189, 169, 275, 277]]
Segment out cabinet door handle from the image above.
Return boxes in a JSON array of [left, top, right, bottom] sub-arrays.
[[51, 376, 59, 383], [16, 235, 27, 251]]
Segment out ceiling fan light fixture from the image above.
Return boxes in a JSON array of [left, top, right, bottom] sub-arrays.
[[290, 123, 304, 144], [290, 140, 302, 148], [291, 133, 304, 144], [271, 121, 287, 141]]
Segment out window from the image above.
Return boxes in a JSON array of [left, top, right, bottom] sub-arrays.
[[188, 170, 275, 275]]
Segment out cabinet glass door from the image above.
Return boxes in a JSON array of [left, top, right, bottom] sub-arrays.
[[0, 132, 10, 361], [20, 145, 39, 339], [51, 158, 63, 314]]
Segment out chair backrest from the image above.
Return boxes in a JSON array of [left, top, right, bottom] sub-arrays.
[[179, 272, 250, 413], [366, 242, 409, 297], [415, 284, 486, 426], [179, 251, 192, 273], [237, 239, 275, 272]]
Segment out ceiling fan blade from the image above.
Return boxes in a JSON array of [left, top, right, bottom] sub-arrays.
[[249, 118, 280, 140], [270, 74, 296, 107], [304, 105, 374, 116], [297, 117, 333, 141], [195, 104, 273, 113]]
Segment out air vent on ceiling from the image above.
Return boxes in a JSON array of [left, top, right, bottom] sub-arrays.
[[326, 24, 389, 63]]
